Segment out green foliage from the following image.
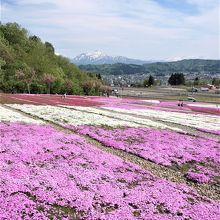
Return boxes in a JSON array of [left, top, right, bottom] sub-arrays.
[[168, 73, 185, 85], [143, 75, 155, 87], [148, 75, 155, 86], [194, 77, 199, 86], [83, 80, 101, 96], [79, 63, 146, 75], [185, 80, 193, 87], [96, 73, 102, 80], [143, 79, 148, 87], [0, 22, 101, 94], [144, 59, 220, 74], [212, 78, 220, 86]]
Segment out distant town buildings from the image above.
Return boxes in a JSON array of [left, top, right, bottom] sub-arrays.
[[102, 72, 220, 87]]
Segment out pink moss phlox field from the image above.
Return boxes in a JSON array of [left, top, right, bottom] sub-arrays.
[[97, 98, 216, 115], [186, 171, 211, 184], [103, 102, 148, 110], [3, 93, 218, 115], [186, 165, 220, 184], [187, 104, 220, 115], [1, 123, 220, 219], [75, 126, 220, 183]]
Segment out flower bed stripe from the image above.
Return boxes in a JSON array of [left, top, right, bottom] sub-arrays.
[[1, 122, 219, 219], [7, 104, 140, 128], [0, 105, 44, 124], [61, 105, 183, 132], [75, 126, 220, 184], [102, 107, 220, 134]]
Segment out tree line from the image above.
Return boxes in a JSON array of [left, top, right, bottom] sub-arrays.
[[0, 22, 102, 95], [142, 73, 185, 87], [142, 73, 220, 87]]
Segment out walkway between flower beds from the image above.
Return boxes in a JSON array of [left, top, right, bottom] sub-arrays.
[[3, 104, 220, 201]]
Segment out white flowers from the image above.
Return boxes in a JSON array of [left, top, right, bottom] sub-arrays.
[[141, 100, 160, 104], [0, 105, 44, 124], [5, 103, 218, 133], [187, 103, 219, 109], [7, 104, 139, 127], [102, 107, 220, 132], [6, 104, 181, 131], [62, 105, 182, 131]]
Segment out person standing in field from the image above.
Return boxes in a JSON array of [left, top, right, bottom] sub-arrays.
[[61, 93, 67, 99]]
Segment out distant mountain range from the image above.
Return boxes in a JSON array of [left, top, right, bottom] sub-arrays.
[[78, 59, 220, 76], [72, 51, 154, 65]]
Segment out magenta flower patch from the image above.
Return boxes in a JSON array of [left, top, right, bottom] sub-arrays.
[[75, 126, 220, 184], [1, 122, 220, 219]]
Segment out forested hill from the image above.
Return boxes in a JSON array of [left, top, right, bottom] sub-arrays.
[[79, 59, 220, 75], [0, 23, 101, 95], [143, 59, 220, 74]]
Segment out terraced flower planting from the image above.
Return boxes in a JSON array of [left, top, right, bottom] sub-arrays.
[[1, 123, 220, 219], [101, 107, 220, 135], [0, 94, 220, 219], [75, 126, 220, 184], [0, 93, 102, 106], [7, 104, 140, 128], [61, 105, 182, 131]]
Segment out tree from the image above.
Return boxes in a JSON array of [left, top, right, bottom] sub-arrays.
[[0, 22, 28, 45], [168, 73, 185, 85], [64, 79, 73, 94], [43, 73, 55, 94], [29, 35, 41, 42], [0, 35, 14, 62], [148, 75, 155, 86], [96, 73, 102, 80], [194, 77, 199, 86], [143, 79, 148, 87], [0, 58, 6, 73], [212, 78, 220, 86], [83, 80, 101, 95], [45, 41, 55, 54], [16, 65, 36, 93]]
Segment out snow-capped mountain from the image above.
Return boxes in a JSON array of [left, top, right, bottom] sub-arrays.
[[72, 51, 149, 65]]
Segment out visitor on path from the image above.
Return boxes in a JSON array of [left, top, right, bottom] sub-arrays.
[[178, 100, 184, 107], [61, 93, 67, 99]]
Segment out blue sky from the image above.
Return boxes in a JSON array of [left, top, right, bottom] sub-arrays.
[[1, 0, 219, 60]]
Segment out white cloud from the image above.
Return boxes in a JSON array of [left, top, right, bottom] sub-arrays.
[[186, 0, 219, 9], [1, 0, 219, 59]]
